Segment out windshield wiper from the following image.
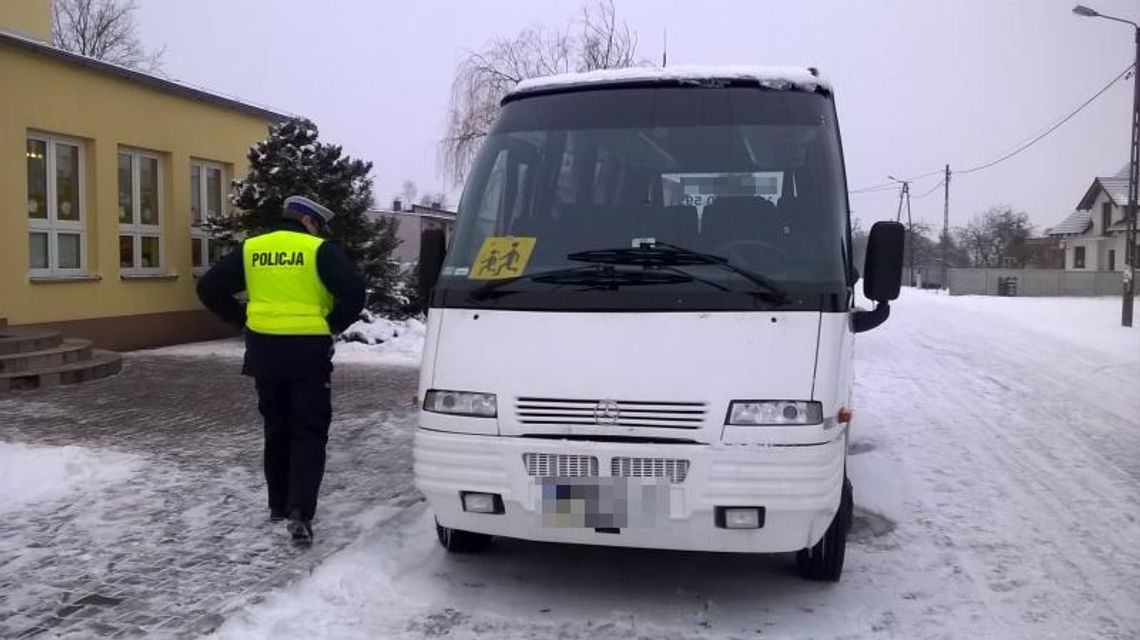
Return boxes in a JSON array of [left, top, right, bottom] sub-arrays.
[[468, 264, 699, 300], [568, 243, 790, 303]]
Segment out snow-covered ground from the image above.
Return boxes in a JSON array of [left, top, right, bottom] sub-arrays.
[[0, 441, 141, 516], [207, 290, 1140, 640], [0, 441, 145, 621], [144, 317, 426, 367], [915, 293, 1138, 359]]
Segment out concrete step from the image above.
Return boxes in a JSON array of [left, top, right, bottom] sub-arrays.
[[0, 339, 94, 374], [1, 350, 123, 392], [0, 329, 64, 356]]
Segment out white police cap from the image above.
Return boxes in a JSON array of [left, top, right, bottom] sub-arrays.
[[282, 195, 335, 225]]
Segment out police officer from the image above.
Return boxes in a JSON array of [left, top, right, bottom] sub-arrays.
[[197, 195, 365, 544]]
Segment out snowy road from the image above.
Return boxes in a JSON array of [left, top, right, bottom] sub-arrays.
[[212, 291, 1140, 640]]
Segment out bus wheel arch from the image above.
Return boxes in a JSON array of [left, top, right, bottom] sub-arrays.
[[795, 475, 852, 582]]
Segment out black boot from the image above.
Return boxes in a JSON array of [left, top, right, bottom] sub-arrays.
[[287, 513, 313, 545], [269, 506, 289, 522]]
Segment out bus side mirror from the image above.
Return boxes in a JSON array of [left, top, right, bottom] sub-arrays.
[[418, 228, 447, 314], [863, 221, 904, 303], [853, 221, 904, 333]]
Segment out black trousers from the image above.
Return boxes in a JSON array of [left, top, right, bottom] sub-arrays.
[[254, 375, 332, 521]]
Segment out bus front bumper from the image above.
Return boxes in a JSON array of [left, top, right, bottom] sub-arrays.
[[413, 428, 846, 553]]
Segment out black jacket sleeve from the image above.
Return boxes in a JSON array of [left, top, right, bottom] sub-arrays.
[[196, 247, 247, 329], [316, 241, 367, 334]]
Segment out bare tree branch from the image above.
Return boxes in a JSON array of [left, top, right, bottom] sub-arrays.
[[439, 0, 647, 185], [52, 0, 165, 73]]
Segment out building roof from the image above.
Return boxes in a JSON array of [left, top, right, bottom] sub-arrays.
[[0, 30, 291, 122], [410, 203, 457, 219], [1046, 210, 1091, 236], [1098, 177, 1130, 207], [507, 65, 829, 102], [1077, 176, 1131, 210]]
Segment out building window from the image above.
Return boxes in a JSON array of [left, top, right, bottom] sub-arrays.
[[1074, 246, 1086, 269], [118, 149, 164, 274], [27, 133, 85, 276], [191, 161, 227, 271], [1102, 202, 1112, 234], [1108, 249, 1116, 272]]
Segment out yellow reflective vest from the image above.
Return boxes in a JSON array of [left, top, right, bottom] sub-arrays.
[[243, 230, 334, 335]]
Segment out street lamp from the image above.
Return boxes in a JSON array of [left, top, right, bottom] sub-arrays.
[[1073, 4, 1139, 327]]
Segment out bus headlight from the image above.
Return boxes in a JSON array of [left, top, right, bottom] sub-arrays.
[[423, 390, 498, 418], [727, 401, 823, 425]]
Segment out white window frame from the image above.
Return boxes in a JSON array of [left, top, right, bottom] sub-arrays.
[[27, 132, 87, 278], [118, 148, 165, 276], [191, 160, 227, 273]]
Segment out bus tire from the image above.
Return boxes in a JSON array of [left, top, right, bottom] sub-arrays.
[[435, 519, 493, 553], [795, 476, 852, 582]]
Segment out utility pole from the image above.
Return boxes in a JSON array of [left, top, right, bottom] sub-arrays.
[[890, 176, 914, 286], [1126, 25, 1139, 327], [906, 185, 915, 287], [942, 164, 951, 290]]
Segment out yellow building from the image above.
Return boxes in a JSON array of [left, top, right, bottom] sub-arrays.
[[0, 0, 288, 350]]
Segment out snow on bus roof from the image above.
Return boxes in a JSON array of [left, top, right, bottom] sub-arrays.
[[510, 65, 830, 98]]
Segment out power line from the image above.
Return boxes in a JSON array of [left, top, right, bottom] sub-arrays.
[[913, 179, 945, 200], [849, 61, 1133, 194], [851, 172, 940, 194], [957, 63, 1134, 175], [903, 169, 944, 181], [850, 183, 898, 194]]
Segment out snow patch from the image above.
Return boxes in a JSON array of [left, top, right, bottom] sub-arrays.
[[512, 65, 829, 97], [335, 316, 426, 367], [0, 441, 141, 515], [142, 316, 426, 368], [846, 444, 908, 527], [920, 292, 1139, 358], [209, 505, 735, 640]]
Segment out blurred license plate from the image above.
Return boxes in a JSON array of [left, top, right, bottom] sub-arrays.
[[536, 477, 668, 528]]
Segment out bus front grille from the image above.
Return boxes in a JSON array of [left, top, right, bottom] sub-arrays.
[[611, 457, 690, 484], [522, 453, 599, 478], [515, 398, 707, 429]]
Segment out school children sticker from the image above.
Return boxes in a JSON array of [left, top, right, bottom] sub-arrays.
[[469, 236, 537, 280]]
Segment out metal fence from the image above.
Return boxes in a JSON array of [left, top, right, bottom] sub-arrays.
[[947, 269, 1124, 296]]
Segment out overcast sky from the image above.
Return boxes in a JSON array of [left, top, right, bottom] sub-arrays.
[[136, 0, 1137, 232]]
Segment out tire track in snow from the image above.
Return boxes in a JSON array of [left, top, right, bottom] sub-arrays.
[[856, 292, 1140, 638]]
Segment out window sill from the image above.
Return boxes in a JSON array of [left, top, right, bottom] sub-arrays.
[[120, 273, 179, 282], [29, 275, 103, 285]]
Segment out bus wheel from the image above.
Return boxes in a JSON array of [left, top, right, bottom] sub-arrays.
[[795, 476, 853, 582], [435, 519, 493, 553]]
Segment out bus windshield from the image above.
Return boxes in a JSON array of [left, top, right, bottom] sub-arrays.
[[440, 86, 851, 311]]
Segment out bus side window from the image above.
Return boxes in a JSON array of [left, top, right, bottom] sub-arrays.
[[504, 160, 533, 235], [471, 150, 508, 243]]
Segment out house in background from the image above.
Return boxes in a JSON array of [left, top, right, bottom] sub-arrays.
[[1047, 165, 1137, 272], [369, 200, 458, 264], [1, 0, 288, 351]]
